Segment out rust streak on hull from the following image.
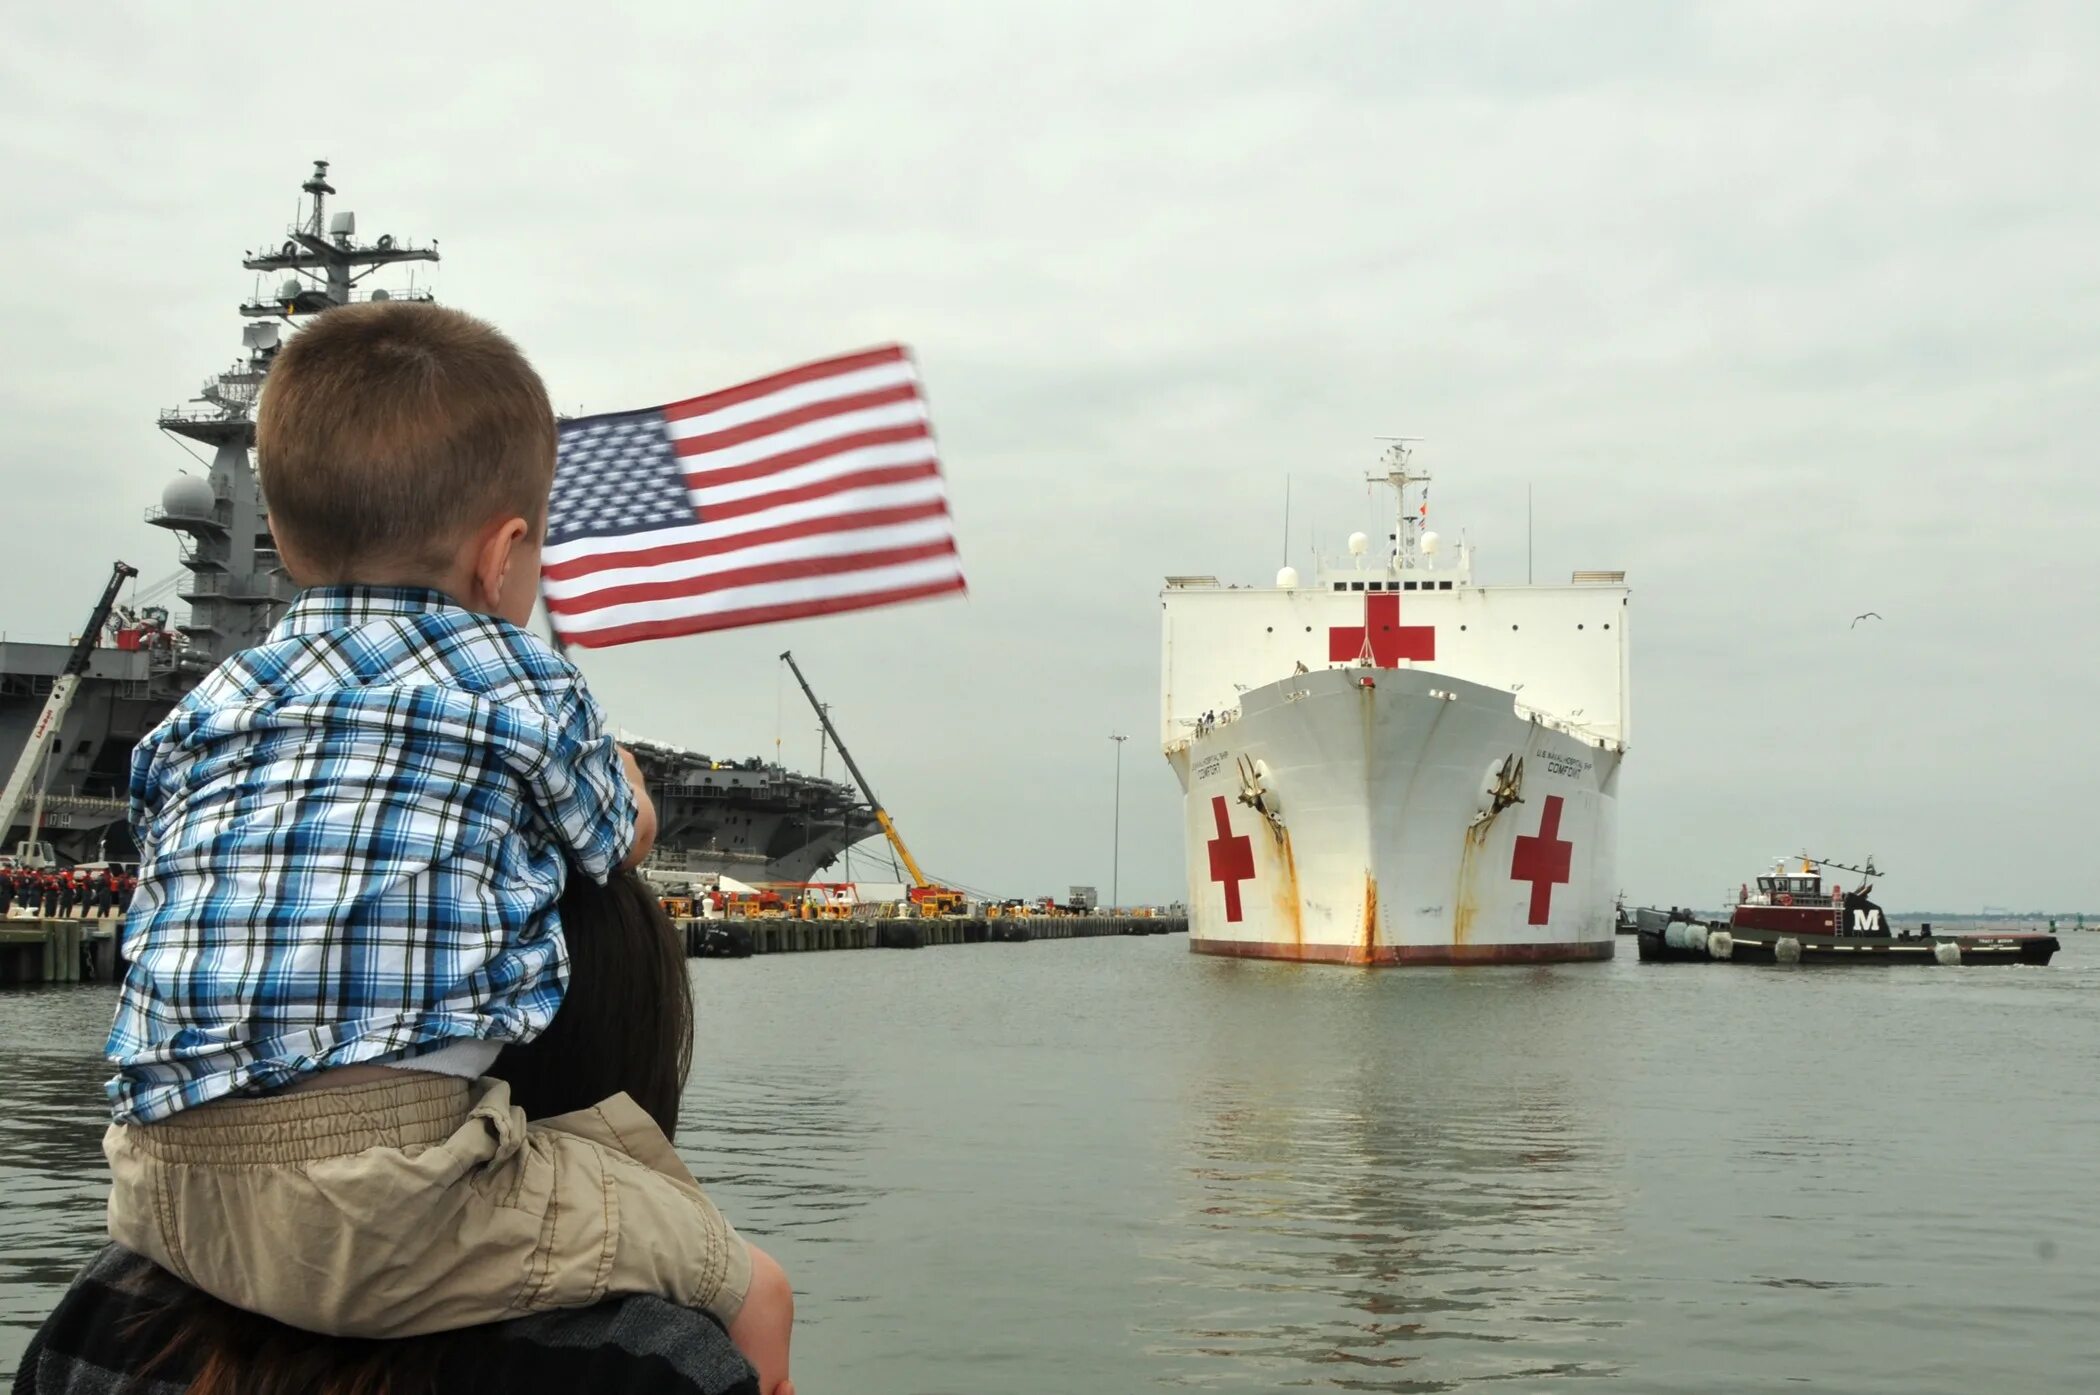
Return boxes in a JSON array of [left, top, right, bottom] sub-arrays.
[[1266, 819, 1304, 949], [1357, 875, 1379, 965], [1453, 818, 1496, 946]]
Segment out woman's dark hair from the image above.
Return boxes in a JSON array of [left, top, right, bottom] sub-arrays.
[[498, 868, 694, 1134], [134, 871, 694, 1395]]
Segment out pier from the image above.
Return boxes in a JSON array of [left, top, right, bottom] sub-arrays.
[[678, 914, 1187, 957], [0, 919, 121, 987], [0, 913, 1189, 985]]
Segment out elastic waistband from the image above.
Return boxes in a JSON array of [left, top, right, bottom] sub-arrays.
[[114, 1074, 481, 1163]]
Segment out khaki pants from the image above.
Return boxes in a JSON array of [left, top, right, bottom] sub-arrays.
[[104, 1073, 751, 1338]]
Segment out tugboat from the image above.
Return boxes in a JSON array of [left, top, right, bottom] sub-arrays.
[[1637, 856, 2058, 966]]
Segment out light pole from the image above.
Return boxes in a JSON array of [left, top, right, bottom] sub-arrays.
[[1110, 734, 1127, 909]]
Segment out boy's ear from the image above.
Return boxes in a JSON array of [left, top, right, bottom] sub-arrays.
[[471, 514, 533, 614]]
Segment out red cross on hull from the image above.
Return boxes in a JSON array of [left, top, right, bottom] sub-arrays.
[[1206, 796, 1255, 922], [1327, 593, 1435, 667], [1509, 794, 1574, 925]]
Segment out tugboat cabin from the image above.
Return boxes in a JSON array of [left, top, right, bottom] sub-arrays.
[[1747, 870, 1833, 908], [1734, 859, 1847, 933]]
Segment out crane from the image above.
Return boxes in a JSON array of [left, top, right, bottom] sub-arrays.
[[1, 561, 140, 864], [778, 650, 965, 917]]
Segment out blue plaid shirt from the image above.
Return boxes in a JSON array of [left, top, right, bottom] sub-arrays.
[[106, 586, 637, 1124]]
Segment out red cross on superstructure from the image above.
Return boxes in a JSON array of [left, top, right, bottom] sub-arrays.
[[1327, 593, 1436, 667], [1509, 794, 1573, 926], [1206, 795, 1255, 922]]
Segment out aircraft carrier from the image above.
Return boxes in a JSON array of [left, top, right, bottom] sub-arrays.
[[0, 161, 878, 878]]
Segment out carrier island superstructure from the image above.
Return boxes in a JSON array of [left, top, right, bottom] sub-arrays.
[[1161, 447, 1630, 964], [0, 161, 877, 877]]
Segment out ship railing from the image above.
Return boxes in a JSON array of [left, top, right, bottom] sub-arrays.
[[348, 288, 435, 305], [180, 572, 298, 603], [157, 405, 247, 428], [144, 502, 233, 530]]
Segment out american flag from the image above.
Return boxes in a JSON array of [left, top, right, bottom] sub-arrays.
[[541, 344, 964, 649]]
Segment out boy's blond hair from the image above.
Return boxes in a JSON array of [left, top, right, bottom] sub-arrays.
[[257, 302, 557, 580]]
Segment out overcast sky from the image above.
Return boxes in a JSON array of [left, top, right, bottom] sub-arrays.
[[3, 2, 2094, 911]]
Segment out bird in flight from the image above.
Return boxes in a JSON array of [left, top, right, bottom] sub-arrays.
[[1851, 612, 1882, 628]]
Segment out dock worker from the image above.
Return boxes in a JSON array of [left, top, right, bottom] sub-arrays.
[[15, 871, 778, 1395], [95, 870, 115, 918], [0, 872, 12, 916]]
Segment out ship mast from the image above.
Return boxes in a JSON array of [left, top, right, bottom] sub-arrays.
[[1366, 440, 1431, 572], [149, 161, 439, 687], [240, 159, 439, 319]]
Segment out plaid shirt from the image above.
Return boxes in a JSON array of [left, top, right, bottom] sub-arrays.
[[105, 586, 637, 1125]]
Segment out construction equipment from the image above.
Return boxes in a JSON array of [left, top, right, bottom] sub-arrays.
[[779, 651, 967, 918], [1, 562, 139, 862]]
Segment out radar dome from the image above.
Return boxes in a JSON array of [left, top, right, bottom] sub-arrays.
[[1420, 530, 1441, 556], [1275, 565, 1301, 589], [161, 475, 216, 519], [1347, 531, 1369, 556]]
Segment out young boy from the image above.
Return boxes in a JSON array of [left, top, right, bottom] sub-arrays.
[[103, 302, 792, 1392]]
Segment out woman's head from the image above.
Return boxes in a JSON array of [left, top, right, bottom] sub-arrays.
[[497, 868, 694, 1133]]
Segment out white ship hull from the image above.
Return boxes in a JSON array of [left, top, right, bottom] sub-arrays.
[[1171, 666, 1620, 964]]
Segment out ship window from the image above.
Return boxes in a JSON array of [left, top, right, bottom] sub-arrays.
[[1440, 581, 1453, 590], [1367, 582, 1384, 592], [1333, 582, 1345, 592], [1402, 581, 1417, 591], [1351, 582, 1366, 591]]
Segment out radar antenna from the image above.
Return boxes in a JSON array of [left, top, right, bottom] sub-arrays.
[[1802, 853, 1882, 879]]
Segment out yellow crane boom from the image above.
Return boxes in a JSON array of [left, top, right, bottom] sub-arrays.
[[778, 650, 946, 900]]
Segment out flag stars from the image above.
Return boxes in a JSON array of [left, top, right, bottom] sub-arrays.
[[549, 409, 698, 544]]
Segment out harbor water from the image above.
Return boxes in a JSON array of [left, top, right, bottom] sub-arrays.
[[5, 934, 2098, 1392]]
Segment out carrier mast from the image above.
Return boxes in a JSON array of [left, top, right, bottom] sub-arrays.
[[150, 161, 440, 679]]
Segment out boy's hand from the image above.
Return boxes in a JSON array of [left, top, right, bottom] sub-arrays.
[[727, 1243, 794, 1395], [616, 744, 659, 871]]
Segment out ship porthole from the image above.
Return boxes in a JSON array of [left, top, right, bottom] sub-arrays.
[[1603, 623, 1611, 630], [1265, 626, 1273, 632], [1460, 624, 1467, 631], [1511, 624, 1519, 631], [1577, 624, 1584, 630]]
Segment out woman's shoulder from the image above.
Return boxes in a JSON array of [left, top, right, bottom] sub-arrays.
[[17, 1247, 756, 1395], [466, 1295, 759, 1395]]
